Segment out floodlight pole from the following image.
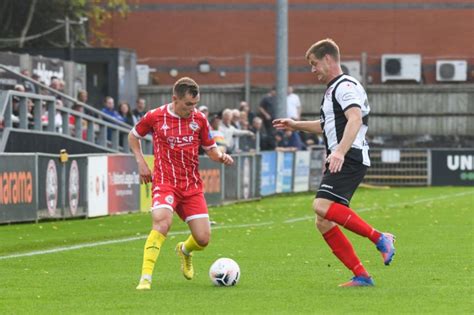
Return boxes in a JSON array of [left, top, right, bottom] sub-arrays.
[[275, 0, 288, 119]]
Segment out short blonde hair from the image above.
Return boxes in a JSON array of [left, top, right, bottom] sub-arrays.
[[305, 38, 340, 62]]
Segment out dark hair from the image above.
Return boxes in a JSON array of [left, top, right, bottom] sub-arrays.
[[305, 38, 340, 62], [173, 77, 199, 99]]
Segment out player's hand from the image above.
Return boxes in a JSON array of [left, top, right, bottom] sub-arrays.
[[138, 161, 153, 184], [326, 150, 345, 173], [220, 153, 234, 166], [272, 118, 296, 131]]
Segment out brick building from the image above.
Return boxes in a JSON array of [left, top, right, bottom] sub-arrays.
[[99, 0, 474, 85]]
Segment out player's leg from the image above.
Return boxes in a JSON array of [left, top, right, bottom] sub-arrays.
[[315, 210, 373, 286], [314, 160, 395, 265], [136, 206, 174, 290], [175, 191, 210, 280]]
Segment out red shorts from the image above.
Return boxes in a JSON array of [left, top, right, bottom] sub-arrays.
[[150, 184, 209, 223]]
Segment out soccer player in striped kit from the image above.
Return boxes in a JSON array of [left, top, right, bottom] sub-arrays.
[[129, 77, 234, 290], [273, 39, 395, 287]]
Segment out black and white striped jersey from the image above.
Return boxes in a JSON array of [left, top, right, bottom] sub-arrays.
[[320, 74, 371, 166]]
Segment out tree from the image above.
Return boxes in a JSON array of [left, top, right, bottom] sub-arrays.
[[0, 0, 135, 49]]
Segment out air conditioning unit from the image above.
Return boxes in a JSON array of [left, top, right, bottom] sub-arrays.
[[340, 61, 362, 82], [381, 54, 421, 82], [436, 60, 467, 82]]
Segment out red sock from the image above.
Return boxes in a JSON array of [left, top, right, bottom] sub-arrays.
[[323, 226, 369, 277], [324, 203, 381, 244]]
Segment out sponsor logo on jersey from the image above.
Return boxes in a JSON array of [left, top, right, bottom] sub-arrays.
[[189, 121, 199, 131], [167, 135, 194, 148], [165, 195, 174, 204]]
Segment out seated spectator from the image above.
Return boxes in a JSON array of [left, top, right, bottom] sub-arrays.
[[119, 102, 134, 126], [77, 90, 88, 104], [133, 98, 147, 124], [275, 130, 306, 152], [219, 108, 253, 154]]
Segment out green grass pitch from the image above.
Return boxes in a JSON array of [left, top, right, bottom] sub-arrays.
[[0, 187, 473, 314]]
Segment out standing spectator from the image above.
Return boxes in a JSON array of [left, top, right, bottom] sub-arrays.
[[119, 102, 134, 126], [101, 96, 122, 122], [101, 96, 123, 141], [258, 86, 276, 133], [249, 116, 275, 151], [287, 86, 302, 120], [219, 109, 253, 153], [77, 90, 88, 103], [239, 101, 255, 125], [198, 105, 209, 120], [209, 115, 227, 153], [133, 98, 147, 124], [21, 70, 36, 94]]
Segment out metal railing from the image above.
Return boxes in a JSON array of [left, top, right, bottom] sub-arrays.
[[0, 64, 153, 154]]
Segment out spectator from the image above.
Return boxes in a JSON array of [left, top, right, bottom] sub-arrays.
[[101, 96, 122, 122], [209, 115, 227, 153], [119, 102, 134, 126], [70, 103, 88, 140], [275, 130, 306, 152], [101, 96, 123, 141], [198, 105, 209, 120], [219, 108, 253, 154], [231, 109, 241, 129], [287, 86, 302, 120], [20, 70, 36, 94], [239, 101, 255, 125], [77, 90, 88, 104], [133, 98, 147, 124], [258, 86, 276, 133], [49, 76, 62, 100], [249, 116, 275, 151]]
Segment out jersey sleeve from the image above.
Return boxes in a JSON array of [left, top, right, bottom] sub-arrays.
[[131, 110, 154, 138], [335, 82, 363, 111], [200, 118, 217, 150]]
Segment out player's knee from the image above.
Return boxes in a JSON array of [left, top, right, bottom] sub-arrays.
[[313, 198, 331, 217], [194, 231, 210, 248], [316, 217, 335, 233]]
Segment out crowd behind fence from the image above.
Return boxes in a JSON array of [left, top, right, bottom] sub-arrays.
[[0, 147, 471, 224]]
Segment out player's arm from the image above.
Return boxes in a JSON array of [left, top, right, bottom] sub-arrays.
[[273, 118, 322, 134], [128, 130, 153, 184], [327, 107, 362, 173], [205, 147, 234, 166]]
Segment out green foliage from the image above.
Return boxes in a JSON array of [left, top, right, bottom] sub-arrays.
[[0, 0, 135, 49], [0, 187, 473, 314]]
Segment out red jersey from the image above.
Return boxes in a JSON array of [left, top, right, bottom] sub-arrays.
[[132, 103, 216, 190]]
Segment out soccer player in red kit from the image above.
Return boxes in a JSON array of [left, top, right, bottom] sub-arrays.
[[129, 77, 234, 290], [273, 39, 395, 287]]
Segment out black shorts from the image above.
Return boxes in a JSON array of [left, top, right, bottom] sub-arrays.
[[315, 158, 367, 206]]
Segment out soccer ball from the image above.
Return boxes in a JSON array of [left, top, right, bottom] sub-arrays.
[[209, 258, 240, 287]]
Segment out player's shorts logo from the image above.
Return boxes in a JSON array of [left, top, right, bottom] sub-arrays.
[[189, 121, 199, 131], [165, 195, 174, 204]]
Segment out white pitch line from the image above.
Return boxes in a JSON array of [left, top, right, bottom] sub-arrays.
[[1, 190, 472, 261], [283, 190, 473, 224], [0, 221, 274, 261]]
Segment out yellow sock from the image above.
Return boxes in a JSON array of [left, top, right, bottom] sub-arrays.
[[183, 234, 205, 254], [141, 230, 166, 277]]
